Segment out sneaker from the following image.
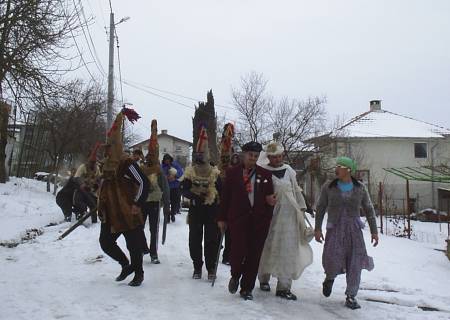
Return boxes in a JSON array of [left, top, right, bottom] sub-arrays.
[[276, 290, 297, 301], [260, 283, 271, 292], [228, 277, 239, 294], [192, 269, 202, 279], [128, 272, 144, 287], [115, 265, 134, 282], [150, 255, 160, 264], [345, 296, 361, 310], [322, 279, 334, 297], [240, 291, 253, 301]]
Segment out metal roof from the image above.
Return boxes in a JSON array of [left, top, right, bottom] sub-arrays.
[[383, 166, 450, 183]]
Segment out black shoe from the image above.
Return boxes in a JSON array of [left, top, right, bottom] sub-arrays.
[[142, 246, 150, 255], [128, 272, 144, 287], [150, 255, 160, 264], [240, 291, 253, 301], [115, 265, 134, 282], [207, 272, 216, 282], [228, 277, 239, 294], [260, 283, 271, 292], [171, 215, 175, 223], [222, 259, 230, 266], [276, 290, 297, 301], [345, 296, 361, 310], [64, 216, 71, 222], [322, 279, 334, 297], [192, 269, 202, 279]]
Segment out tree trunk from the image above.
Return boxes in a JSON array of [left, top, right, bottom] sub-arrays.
[[0, 101, 10, 183]]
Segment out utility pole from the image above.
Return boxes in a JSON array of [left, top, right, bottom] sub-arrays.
[[106, 12, 115, 132]]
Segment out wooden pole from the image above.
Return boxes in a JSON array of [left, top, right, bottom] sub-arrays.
[[406, 179, 411, 239]]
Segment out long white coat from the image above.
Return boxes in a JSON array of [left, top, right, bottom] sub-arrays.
[[258, 164, 313, 280]]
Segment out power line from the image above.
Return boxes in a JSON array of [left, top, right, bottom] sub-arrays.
[[123, 78, 235, 111], [73, 0, 106, 77], [115, 33, 124, 104], [122, 80, 237, 123]]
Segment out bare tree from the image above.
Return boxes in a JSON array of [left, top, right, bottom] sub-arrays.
[[231, 71, 273, 144], [35, 80, 106, 193], [270, 96, 327, 166], [0, 0, 81, 182]]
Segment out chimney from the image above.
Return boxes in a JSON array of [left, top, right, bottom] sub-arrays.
[[161, 129, 168, 135], [370, 100, 382, 111]]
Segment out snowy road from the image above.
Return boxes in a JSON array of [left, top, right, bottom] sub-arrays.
[[1, 179, 449, 320]]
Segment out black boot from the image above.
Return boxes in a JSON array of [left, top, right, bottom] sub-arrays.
[[207, 271, 216, 282], [128, 272, 144, 287], [171, 215, 176, 223], [260, 282, 271, 292], [276, 290, 297, 301], [345, 295, 361, 310], [115, 265, 134, 282], [228, 277, 240, 294], [192, 269, 202, 279], [240, 290, 253, 301], [322, 279, 334, 297], [150, 255, 160, 264]]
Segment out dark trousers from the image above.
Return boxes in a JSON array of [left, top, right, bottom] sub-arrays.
[[169, 187, 181, 216], [222, 230, 231, 262], [229, 216, 270, 292], [188, 205, 220, 272], [56, 192, 72, 219], [73, 189, 98, 223], [141, 201, 160, 256], [99, 223, 144, 274]]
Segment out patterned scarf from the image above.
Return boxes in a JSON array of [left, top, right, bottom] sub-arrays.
[[243, 168, 255, 193]]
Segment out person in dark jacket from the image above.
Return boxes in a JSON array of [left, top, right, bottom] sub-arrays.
[[217, 141, 276, 301], [162, 153, 184, 222], [97, 108, 150, 287], [181, 126, 221, 280]]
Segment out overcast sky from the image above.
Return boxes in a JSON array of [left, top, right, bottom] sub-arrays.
[[78, 0, 450, 143]]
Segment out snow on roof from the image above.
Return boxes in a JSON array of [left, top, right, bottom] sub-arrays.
[[334, 109, 450, 139]]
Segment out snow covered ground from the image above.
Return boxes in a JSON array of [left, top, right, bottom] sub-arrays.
[[0, 179, 449, 320]]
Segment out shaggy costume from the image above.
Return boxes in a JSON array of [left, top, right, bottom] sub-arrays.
[[315, 156, 377, 304], [97, 108, 150, 286], [181, 125, 221, 279], [257, 143, 313, 299], [218, 123, 235, 265], [140, 120, 170, 263], [217, 141, 275, 299]]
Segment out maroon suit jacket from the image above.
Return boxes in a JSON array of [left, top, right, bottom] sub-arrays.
[[218, 164, 274, 227]]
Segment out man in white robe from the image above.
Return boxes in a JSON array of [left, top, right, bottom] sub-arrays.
[[257, 142, 313, 300]]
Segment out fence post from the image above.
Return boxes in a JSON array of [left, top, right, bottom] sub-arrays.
[[379, 182, 383, 234], [406, 179, 411, 239]]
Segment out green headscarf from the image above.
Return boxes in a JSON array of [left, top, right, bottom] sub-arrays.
[[336, 156, 357, 174]]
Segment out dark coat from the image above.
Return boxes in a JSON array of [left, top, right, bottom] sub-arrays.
[[218, 164, 274, 227]]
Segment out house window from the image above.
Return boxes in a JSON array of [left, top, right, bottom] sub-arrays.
[[175, 145, 182, 153], [414, 143, 428, 158]]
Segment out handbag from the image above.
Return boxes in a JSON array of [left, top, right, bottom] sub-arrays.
[[302, 211, 315, 243]]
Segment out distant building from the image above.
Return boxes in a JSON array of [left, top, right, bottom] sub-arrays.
[[307, 100, 450, 213], [131, 129, 192, 167]]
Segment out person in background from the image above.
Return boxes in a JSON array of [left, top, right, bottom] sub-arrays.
[[315, 156, 379, 309], [162, 153, 183, 222], [131, 149, 144, 164]]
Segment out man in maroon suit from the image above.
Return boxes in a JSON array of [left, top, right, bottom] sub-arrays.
[[217, 141, 276, 300]]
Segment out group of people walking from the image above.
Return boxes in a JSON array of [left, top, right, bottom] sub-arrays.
[[57, 108, 379, 310]]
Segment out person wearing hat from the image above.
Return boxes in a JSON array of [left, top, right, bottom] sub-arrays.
[[162, 153, 184, 222], [73, 142, 101, 223], [217, 141, 276, 301], [140, 120, 171, 264], [97, 108, 150, 287], [181, 125, 221, 280], [257, 142, 313, 301], [315, 156, 379, 309]]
